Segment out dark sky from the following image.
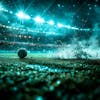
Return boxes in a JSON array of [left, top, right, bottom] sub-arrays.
[[1, 0, 99, 28]]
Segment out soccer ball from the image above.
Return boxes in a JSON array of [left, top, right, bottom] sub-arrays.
[[17, 48, 27, 58]]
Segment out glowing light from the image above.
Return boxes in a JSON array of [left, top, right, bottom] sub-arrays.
[[0, 4, 4, 11], [48, 20, 55, 25], [16, 11, 30, 20], [64, 25, 79, 30], [71, 27, 79, 30], [64, 25, 71, 29], [57, 23, 64, 28], [33, 16, 45, 23]]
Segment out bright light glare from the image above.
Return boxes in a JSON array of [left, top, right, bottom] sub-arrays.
[[0, 4, 3, 11], [48, 20, 55, 25], [33, 16, 45, 23], [57, 23, 64, 28], [71, 27, 79, 30], [64, 25, 79, 30], [16, 11, 30, 20], [64, 25, 71, 29]]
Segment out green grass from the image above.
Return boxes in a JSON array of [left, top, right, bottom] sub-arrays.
[[0, 52, 73, 68], [0, 52, 100, 70]]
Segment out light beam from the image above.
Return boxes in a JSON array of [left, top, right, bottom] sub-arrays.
[[57, 23, 64, 28], [48, 20, 55, 25], [33, 16, 45, 24], [16, 11, 30, 20]]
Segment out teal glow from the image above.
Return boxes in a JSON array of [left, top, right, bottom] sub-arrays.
[[57, 23, 64, 28], [48, 20, 55, 25], [33, 16, 45, 24], [0, 3, 4, 11], [16, 11, 30, 20]]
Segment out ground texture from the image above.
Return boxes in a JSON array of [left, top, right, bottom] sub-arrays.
[[0, 53, 100, 100]]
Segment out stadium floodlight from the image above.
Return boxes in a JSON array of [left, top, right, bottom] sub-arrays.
[[48, 20, 55, 25], [0, 3, 4, 11], [0, 4, 2, 9], [16, 11, 30, 20], [64, 25, 71, 29], [57, 23, 64, 28], [33, 16, 45, 24], [71, 27, 79, 30]]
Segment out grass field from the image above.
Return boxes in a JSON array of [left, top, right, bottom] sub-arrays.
[[0, 52, 100, 100], [0, 52, 100, 67]]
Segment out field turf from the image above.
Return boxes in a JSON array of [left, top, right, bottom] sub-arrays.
[[0, 52, 100, 100]]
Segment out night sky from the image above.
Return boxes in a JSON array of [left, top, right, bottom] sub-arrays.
[[1, 0, 100, 27]]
